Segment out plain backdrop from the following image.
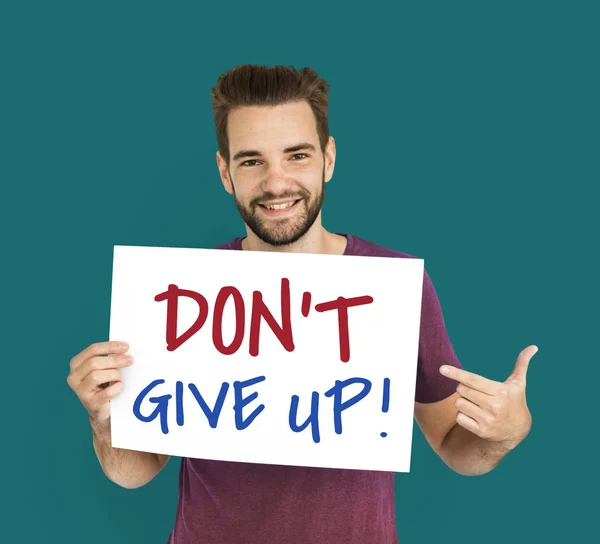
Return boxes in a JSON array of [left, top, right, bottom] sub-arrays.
[[2, 1, 598, 543]]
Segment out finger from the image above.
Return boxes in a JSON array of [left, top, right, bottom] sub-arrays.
[[506, 345, 538, 385], [455, 412, 481, 436], [70, 341, 129, 371], [80, 369, 123, 394], [456, 382, 492, 407], [440, 366, 502, 395], [70, 354, 133, 385], [455, 396, 487, 423], [95, 380, 125, 404]]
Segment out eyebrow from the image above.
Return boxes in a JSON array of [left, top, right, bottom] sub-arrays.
[[232, 142, 316, 162]]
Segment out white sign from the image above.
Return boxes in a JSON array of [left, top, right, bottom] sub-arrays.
[[109, 245, 424, 472]]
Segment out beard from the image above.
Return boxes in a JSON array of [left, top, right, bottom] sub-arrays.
[[232, 171, 326, 247]]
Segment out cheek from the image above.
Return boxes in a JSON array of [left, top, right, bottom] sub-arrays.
[[233, 163, 320, 196], [292, 165, 322, 188], [294, 161, 320, 176], [233, 170, 262, 191], [235, 183, 262, 205]]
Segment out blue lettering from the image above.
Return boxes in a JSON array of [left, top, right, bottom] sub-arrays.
[[289, 391, 320, 443], [188, 382, 230, 428], [233, 376, 265, 430], [176, 381, 184, 426], [133, 379, 171, 434], [324, 378, 372, 435]]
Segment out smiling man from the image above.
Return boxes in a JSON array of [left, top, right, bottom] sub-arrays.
[[67, 64, 537, 544], [217, 99, 333, 252]]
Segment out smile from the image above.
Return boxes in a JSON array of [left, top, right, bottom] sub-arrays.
[[257, 199, 302, 215]]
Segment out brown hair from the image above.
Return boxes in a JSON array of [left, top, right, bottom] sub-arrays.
[[211, 64, 330, 164]]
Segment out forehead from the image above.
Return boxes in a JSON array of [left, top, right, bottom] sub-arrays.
[[227, 101, 319, 151]]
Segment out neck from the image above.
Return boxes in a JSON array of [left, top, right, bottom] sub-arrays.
[[241, 222, 347, 255]]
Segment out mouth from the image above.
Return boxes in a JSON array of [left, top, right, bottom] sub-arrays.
[[257, 198, 302, 216]]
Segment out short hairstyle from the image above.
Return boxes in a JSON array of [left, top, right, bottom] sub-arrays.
[[211, 64, 330, 164]]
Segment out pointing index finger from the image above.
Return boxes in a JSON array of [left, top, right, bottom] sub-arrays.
[[439, 365, 501, 395]]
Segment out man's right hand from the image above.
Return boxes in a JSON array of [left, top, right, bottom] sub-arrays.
[[67, 341, 133, 425]]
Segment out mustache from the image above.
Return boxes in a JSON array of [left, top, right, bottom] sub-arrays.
[[250, 189, 309, 207]]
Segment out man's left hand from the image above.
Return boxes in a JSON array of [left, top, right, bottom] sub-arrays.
[[439, 345, 538, 451]]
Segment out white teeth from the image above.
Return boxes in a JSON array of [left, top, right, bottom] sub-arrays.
[[266, 201, 296, 210]]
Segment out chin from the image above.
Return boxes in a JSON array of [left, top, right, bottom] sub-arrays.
[[255, 229, 306, 247]]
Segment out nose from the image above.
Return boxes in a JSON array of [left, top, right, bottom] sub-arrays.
[[261, 162, 291, 194]]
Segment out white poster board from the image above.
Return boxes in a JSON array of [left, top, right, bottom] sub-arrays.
[[109, 245, 424, 472]]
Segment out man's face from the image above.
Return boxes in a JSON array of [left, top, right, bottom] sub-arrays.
[[217, 101, 335, 246]]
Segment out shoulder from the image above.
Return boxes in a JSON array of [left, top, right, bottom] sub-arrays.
[[212, 237, 243, 250], [344, 234, 420, 260], [345, 234, 436, 294]]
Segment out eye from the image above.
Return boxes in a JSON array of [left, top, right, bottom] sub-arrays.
[[291, 153, 308, 160], [241, 159, 260, 167]]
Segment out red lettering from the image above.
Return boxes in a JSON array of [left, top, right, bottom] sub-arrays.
[[301, 291, 312, 317], [249, 278, 295, 357], [315, 295, 374, 362], [155, 281, 369, 361], [154, 284, 209, 351], [212, 286, 245, 355]]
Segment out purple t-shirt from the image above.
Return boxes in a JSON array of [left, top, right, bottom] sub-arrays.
[[168, 234, 462, 544]]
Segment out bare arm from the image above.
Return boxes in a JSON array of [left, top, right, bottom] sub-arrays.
[[438, 418, 511, 476], [90, 416, 170, 489], [67, 341, 170, 489], [415, 346, 537, 476], [415, 393, 511, 476]]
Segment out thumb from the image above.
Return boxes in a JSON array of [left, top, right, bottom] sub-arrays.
[[506, 345, 538, 385]]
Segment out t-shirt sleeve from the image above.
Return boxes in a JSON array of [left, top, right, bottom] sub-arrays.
[[415, 268, 463, 403]]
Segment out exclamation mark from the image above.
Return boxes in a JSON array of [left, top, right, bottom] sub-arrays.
[[380, 378, 390, 437]]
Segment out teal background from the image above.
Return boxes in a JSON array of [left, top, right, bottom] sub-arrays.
[[2, 1, 598, 542]]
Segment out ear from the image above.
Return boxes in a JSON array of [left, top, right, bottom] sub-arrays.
[[324, 136, 336, 183], [216, 150, 234, 195]]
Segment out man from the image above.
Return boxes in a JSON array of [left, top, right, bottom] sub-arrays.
[[67, 64, 537, 543]]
